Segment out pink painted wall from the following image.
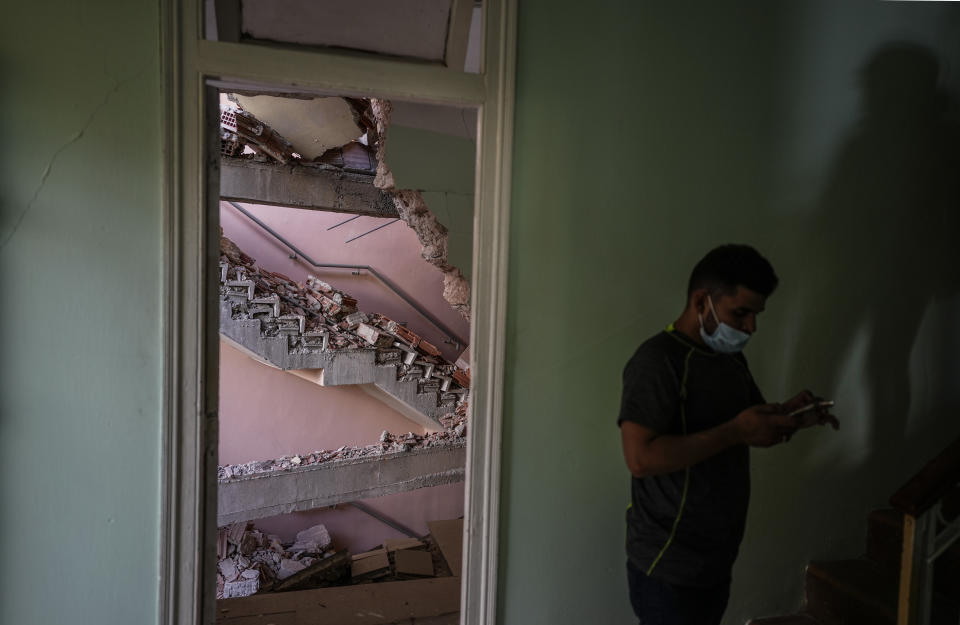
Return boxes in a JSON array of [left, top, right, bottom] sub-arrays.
[[219, 341, 425, 465], [253, 482, 465, 554], [220, 201, 469, 362], [219, 202, 468, 553]]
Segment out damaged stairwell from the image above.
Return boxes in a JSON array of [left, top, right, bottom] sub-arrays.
[[218, 233, 470, 525], [218, 94, 473, 323], [219, 234, 469, 431]]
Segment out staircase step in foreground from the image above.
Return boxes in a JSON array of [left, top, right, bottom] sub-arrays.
[[747, 613, 821, 625], [805, 558, 897, 625], [806, 558, 960, 625], [866, 507, 960, 594]]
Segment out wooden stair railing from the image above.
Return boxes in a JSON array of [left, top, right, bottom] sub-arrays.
[[890, 436, 960, 625]]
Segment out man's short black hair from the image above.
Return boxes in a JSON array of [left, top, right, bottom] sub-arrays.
[[687, 244, 778, 298]]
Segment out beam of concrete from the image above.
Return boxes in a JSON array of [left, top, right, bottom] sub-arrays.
[[220, 156, 398, 217], [217, 443, 465, 526]]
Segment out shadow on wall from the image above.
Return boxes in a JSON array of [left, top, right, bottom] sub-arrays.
[[792, 42, 960, 484]]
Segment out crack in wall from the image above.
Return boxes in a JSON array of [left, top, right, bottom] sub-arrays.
[[1, 70, 143, 251], [369, 99, 472, 323]]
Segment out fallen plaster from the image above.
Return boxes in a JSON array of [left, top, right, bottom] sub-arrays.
[[370, 99, 472, 322], [232, 94, 364, 160], [219, 414, 466, 481]]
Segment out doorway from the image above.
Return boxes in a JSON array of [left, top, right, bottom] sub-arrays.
[[159, 1, 516, 624]]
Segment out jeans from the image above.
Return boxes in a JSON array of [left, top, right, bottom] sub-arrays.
[[627, 560, 730, 625]]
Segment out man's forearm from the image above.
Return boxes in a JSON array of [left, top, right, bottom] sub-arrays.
[[632, 420, 741, 477]]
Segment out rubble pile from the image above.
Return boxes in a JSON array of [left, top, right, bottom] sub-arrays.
[[216, 522, 338, 599], [218, 413, 466, 481], [217, 519, 464, 600], [220, 233, 471, 392]]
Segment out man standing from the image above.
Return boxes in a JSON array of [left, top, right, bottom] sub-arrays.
[[618, 244, 838, 625]]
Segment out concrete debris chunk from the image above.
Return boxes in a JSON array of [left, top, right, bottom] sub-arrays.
[[279, 558, 308, 580], [238, 531, 259, 556], [291, 524, 331, 553], [222, 578, 260, 599], [342, 311, 367, 330], [218, 557, 239, 582], [356, 323, 394, 348]]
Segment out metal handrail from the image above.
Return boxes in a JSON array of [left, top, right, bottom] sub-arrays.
[[227, 201, 467, 349], [893, 436, 960, 625]]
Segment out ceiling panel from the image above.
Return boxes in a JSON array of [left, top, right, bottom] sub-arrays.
[[241, 0, 453, 62]]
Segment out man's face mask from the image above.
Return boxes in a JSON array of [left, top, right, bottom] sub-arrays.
[[698, 295, 750, 353]]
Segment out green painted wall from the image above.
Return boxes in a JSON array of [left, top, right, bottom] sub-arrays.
[[0, 2, 161, 624], [500, 2, 960, 623], [4, 2, 958, 623], [388, 124, 475, 281]]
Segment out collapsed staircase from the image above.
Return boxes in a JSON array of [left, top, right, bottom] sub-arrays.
[[218, 234, 469, 431], [217, 234, 471, 526], [749, 491, 960, 625]]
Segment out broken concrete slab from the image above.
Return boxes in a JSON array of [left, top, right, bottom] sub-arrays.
[[220, 157, 397, 217], [217, 443, 466, 526]]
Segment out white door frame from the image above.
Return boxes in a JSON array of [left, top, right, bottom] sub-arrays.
[[158, 2, 516, 624]]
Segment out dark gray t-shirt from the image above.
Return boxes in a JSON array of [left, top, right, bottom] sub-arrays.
[[618, 328, 764, 588]]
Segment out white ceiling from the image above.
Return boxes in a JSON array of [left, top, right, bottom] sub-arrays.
[[231, 94, 364, 159]]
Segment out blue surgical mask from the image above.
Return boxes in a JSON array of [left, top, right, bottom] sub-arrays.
[[699, 295, 751, 353]]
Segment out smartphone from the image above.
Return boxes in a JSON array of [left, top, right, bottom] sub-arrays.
[[788, 400, 835, 417]]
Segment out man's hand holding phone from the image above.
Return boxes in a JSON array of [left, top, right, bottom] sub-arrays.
[[780, 390, 840, 432]]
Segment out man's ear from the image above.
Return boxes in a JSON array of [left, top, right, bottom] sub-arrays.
[[690, 288, 709, 314]]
